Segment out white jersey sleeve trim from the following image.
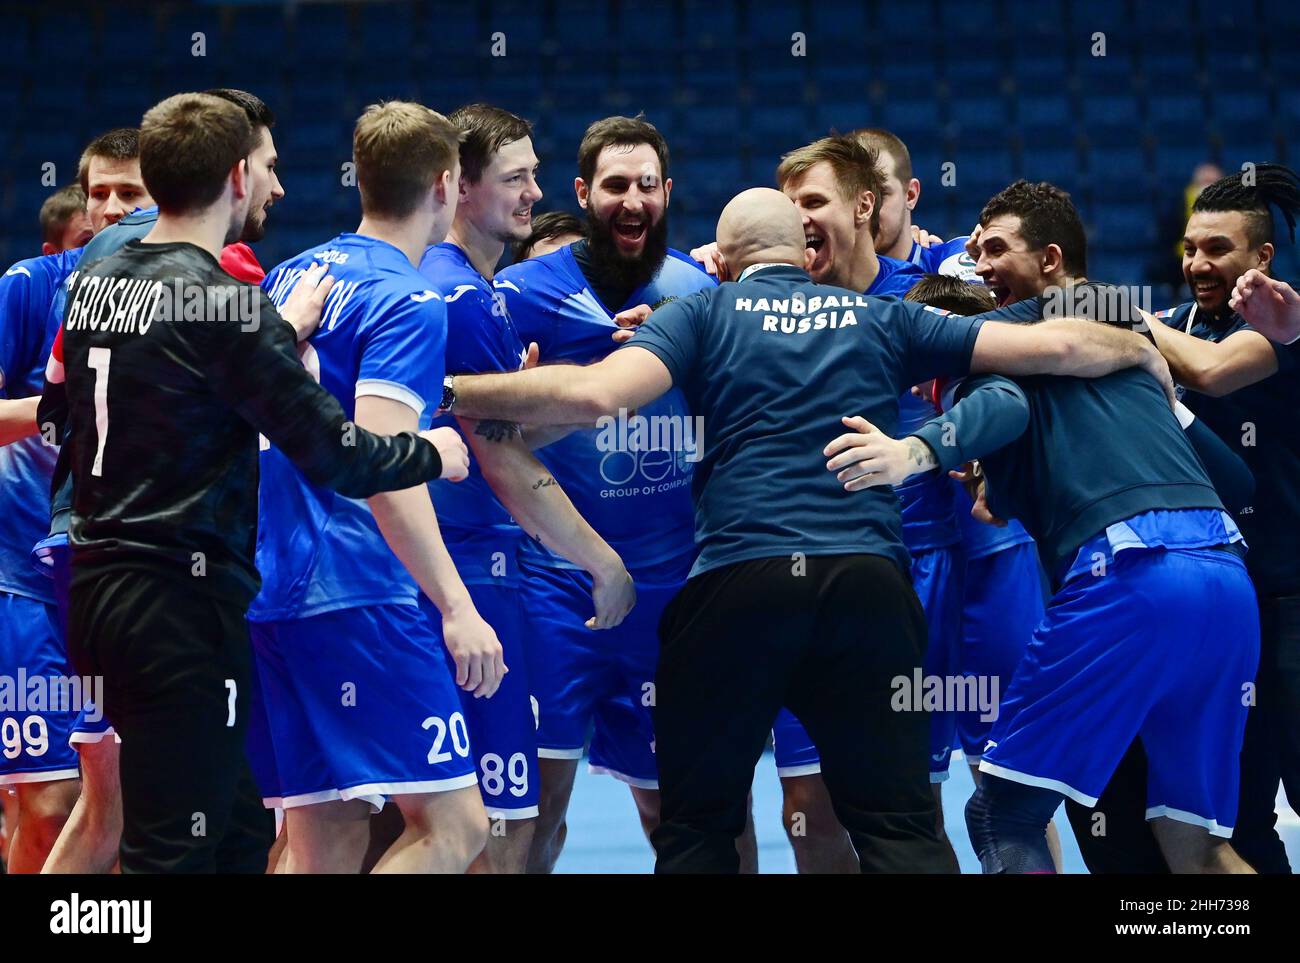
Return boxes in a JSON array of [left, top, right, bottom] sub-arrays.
[[355, 379, 426, 416]]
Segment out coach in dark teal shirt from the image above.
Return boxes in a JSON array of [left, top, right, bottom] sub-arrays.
[[444, 188, 1168, 874]]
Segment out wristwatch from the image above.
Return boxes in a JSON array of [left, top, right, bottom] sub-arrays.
[[437, 374, 457, 414]]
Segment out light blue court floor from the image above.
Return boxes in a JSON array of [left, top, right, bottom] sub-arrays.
[[555, 751, 1300, 873]]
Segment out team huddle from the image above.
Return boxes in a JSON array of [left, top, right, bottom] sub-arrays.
[[1, 84, 1298, 875]]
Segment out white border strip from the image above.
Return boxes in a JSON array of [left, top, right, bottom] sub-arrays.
[[355, 379, 426, 417], [588, 764, 659, 790], [537, 746, 584, 760], [485, 804, 541, 820], [774, 762, 822, 778], [0, 767, 80, 785], [978, 760, 1100, 807], [1145, 805, 1233, 838]]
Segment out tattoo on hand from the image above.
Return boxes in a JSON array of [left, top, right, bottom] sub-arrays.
[[905, 437, 938, 471], [474, 419, 522, 443], [532, 476, 558, 490]]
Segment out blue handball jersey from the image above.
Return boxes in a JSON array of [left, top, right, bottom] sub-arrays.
[[250, 234, 447, 621], [0, 249, 81, 602], [866, 257, 961, 551], [417, 242, 527, 583], [495, 245, 714, 570]]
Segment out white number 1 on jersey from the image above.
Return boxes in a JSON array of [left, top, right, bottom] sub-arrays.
[[87, 346, 111, 477]]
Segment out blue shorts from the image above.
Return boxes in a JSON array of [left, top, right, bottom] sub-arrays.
[[31, 533, 71, 639], [69, 701, 118, 746], [248, 604, 478, 812], [956, 541, 1046, 760], [520, 554, 688, 789], [769, 545, 965, 782], [771, 707, 821, 777], [0, 591, 81, 784], [980, 546, 1259, 836], [914, 546, 964, 781], [420, 581, 539, 819]]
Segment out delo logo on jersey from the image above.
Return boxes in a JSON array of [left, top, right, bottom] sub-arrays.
[[592, 403, 700, 496], [735, 293, 869, 334], [596, 407, 704, 464]]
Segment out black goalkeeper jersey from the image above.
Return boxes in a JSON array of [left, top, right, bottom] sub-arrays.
[[57, 239, 441, 606]]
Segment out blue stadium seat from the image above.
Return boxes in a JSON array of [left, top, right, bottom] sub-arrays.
[[1086, 250, 1145, 287], [297, 2, 354, 60], [154, 7, 225, 68], [674, 154, 743, 203], [609, 2, 676, 48], [682, 0, 737, 45], [1086, 146, 1150, 192], [1147, 92, 1205, 142], [949, 94, 1009, 130], [484, 0, 541, 47], [880, 97, 942, 133], [0, 13, 29, 65], [1080, 91, 1141, 127], [810, 1, 868, 40], [1205, 49, 1266, 90], [680, 105, 744, 154], [424, 2, 481, 49], [1151, 142, 1217, 181], [1022, 145, 1083, 187], [552, 0, 612, 51], [742, 0, 807, 42], [1073, 0, 1130, 30], [356, 3, 415, 60], [1010, 53, 1069, 90], [1019, 0, 1068, 33], [1017, 93, 1071, 127], [813, 101, 866, 137], [1210, 90, 1270, 128], [33, 13, 92, 63], [1076, 50, 1141, 96]]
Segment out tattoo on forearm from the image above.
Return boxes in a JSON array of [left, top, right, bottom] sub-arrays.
[[532, 476, 558, 490], [905, 437, 938, 471], [474, 419, 523, 443]]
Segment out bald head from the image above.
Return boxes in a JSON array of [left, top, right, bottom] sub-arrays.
[[716, 188, 808, 276]]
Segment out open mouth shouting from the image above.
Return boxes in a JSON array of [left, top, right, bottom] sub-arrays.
[[613, 214, 649, 251], [805, 231, 827, 272]]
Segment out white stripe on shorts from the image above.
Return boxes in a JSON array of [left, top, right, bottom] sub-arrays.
[[977, 760, 1100, 807], [1145, 805, 1233, 838]]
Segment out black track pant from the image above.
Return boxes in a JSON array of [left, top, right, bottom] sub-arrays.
[[651, 553, 958, 874], [66, 567, 273, 874]]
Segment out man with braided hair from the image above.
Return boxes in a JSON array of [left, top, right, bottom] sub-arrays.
[[1138, 162, 1300, 874], [1067, 164, 1300, 874]]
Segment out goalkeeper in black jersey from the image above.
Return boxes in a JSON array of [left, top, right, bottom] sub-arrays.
[[45, 92, 468, 873]]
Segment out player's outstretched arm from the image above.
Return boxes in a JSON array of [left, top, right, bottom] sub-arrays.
[[0, 396, 39, 446], [823, 416, 940, 490], [908, 375, 1031, 473], [450, 346, 673, 426], [824, 377, 1030, 491], [1231, 270, 1300, 344], [356, 395, 505, 698], [464, 418, 635, 629], [1146, 310, 1279, 397], [971, 318, 1175, 404]]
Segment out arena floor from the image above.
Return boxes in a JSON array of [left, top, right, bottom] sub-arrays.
[[557, 750, 1300, 873]]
